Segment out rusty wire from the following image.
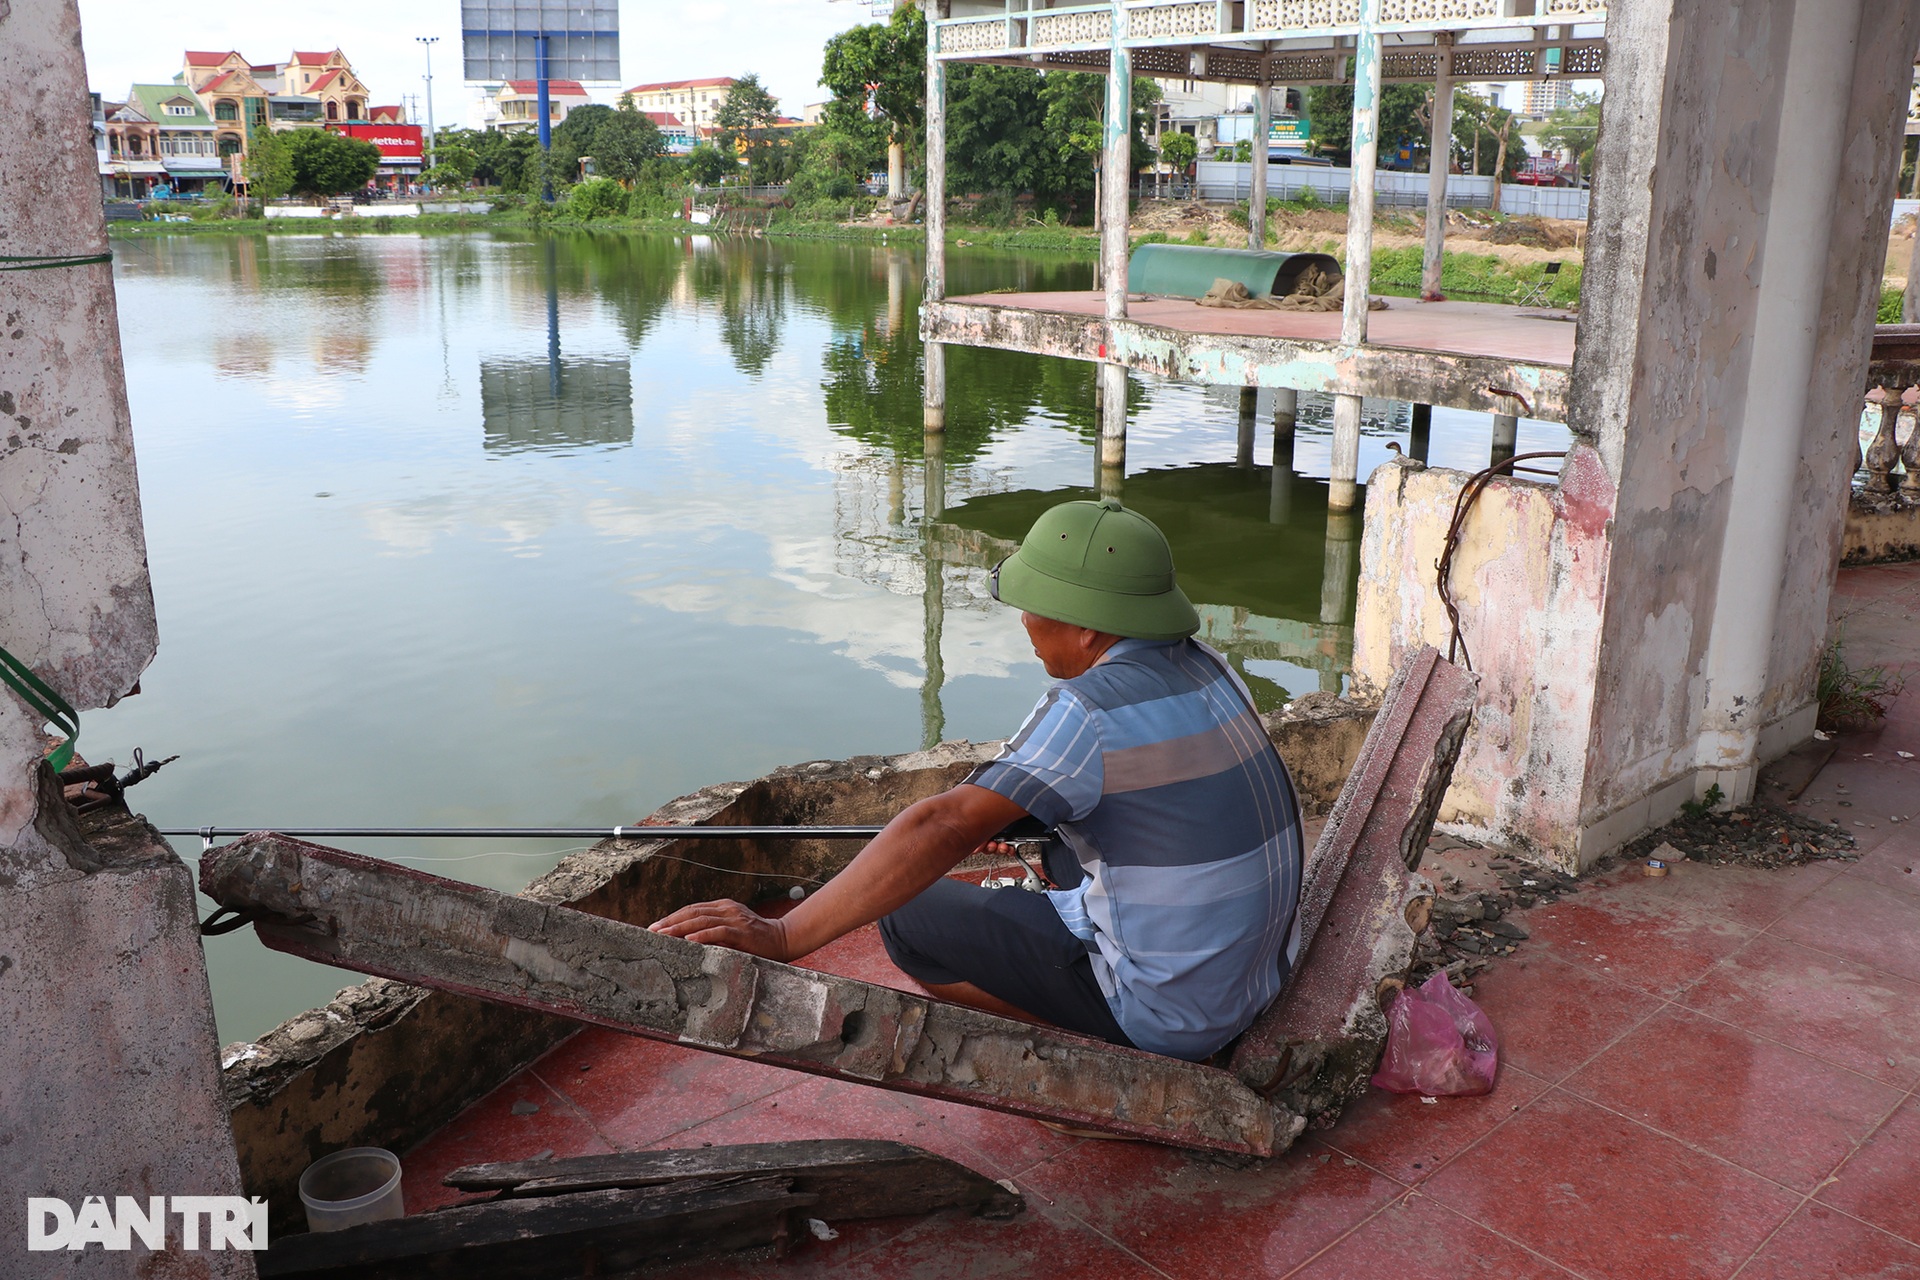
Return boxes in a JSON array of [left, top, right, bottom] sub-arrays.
[[1434, 451, 1570, 672]]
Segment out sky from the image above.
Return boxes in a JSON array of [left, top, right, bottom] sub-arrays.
[[76, 0, 880, 127]]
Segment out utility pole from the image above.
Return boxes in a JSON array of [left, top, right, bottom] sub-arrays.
[[416, 36, 439, 183]]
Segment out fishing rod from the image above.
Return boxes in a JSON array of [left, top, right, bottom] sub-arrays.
[[161, 824, 888, 843]]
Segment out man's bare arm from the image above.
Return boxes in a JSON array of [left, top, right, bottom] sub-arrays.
[[647, 783, 1030, 962]]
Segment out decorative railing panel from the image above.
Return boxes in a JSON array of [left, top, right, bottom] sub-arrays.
[[1125, 0, 1221, 40], [1377, 0, 1499, 22], [1451, 46, 1539, 78], [1133, 46, 1193, 74], [1538, 0, 1607, 17], [1560, 43, 1606, 75], [1204, 50, 1269, 82], [1245, 0, 1362, 33], [939, 17, 1011, 54], [1030, 7, 1114, 47], [1269, 52, 1342, 80], [1380, 50, 1440, 79]]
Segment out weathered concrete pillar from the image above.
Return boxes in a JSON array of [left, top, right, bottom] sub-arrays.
[[921, 435, 945, 750], [1100, 363, 1129, 469], [922, 28, 947, 432], [1099, 32, 1133, 466], [1691, 0, 1870, 804], [1, 0, 251, 1271], [1905, 209, 1920, 323], [1490, 412, 1518, 464], [1321, 510, 1358, 625], [1237, 387, 1258, 467], [1409, 402, 1432, 462], [889, 139, 907, 202], [1420, 37, 1454, 301], [1248, 75, 1269, 250], [1352, 0, 1920, 867], [1270, 387, 1298, 523], [1329, 0, 1382, 513]]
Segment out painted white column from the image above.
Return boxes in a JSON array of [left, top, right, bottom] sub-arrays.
[[1237, 388, 1258, 467], [1491, 412, 1518, 463], [1099, 17, 1132, 470], [1270, 388, 1297, 524], [1695, 0, 1865, 803], [1420, 36, 1454, 300], [922, 27, 947, 432], [1249, 76, 1269, 250], [1329, 0, 1382, 513]]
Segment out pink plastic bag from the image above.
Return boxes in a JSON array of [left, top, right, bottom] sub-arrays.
[[1369, 971, 1499, 1096]]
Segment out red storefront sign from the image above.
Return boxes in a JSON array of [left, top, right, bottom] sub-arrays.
[[325, 122, 424, 160]]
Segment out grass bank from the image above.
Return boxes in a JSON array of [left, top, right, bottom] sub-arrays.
[[109, 206, 1582, 306]]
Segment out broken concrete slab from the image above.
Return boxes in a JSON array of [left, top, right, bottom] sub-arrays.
[[1230, 646, 1477, 1121], [200, 834, 1304, 1157]]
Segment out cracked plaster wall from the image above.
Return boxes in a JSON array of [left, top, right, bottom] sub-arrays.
[[0, 2, 248, 1272], [1352, 451, 1611, 864], [1356, 0, 1920, 866]]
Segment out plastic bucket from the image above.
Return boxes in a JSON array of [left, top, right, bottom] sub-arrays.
[[298, 1147, 405, 1232]]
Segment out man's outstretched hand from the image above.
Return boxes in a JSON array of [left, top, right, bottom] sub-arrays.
[[649, 899, 796, 962], [648, 785, 1029, 965]]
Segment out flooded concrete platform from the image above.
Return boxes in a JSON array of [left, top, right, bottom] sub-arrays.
[[399, 564, 1920, 1278], [924, 293, 1578, 422]]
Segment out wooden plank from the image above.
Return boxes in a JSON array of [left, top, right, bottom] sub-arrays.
[[444, 1139, 1023, 1220], [256, 1180, 813, 1279]]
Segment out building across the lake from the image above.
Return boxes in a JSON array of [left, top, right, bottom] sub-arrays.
[[473, 79, 592, 133], [98, 47, 389, 197], [644, 111, 696, 154], [624, 77, 735, 136]]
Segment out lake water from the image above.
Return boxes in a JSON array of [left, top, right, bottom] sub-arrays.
[[98, 229, 1570, 1041]]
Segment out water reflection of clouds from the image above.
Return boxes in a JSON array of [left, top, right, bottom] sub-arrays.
[[357, 488, 562, 557]]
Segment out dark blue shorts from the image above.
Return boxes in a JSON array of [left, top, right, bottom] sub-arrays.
[[877, 850, 1134, 1048]]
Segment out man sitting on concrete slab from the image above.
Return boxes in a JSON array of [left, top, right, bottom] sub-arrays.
[[651, 499, 1305, 1061]]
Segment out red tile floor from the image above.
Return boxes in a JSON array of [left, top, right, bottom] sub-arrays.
[[402, 564, 1920, 1279]]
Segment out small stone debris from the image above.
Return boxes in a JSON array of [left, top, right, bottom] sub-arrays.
[[511, 1100, 541, 1116], [1618, 804, 1857, 869]]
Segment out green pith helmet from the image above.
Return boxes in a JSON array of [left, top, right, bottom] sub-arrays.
[[992, 498, 1200, 641]]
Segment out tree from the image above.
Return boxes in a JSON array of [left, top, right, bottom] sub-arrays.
[[1307, 84, 1429, 166], [1159, 130, 1197, 172], [788, 125, 867, 204], [1540, 91, 1602, 182], [820, 8, 927, 186], [714, 73, 783, 181], [1451, 91, 1523, 180], [550, 102, 615, 181], [591, 111, 666, 184], [945, 64, 1049, 196], [424, 142, 476, 189], [686, 143, 735, 186], [243, 127, 294, 200], [286, 130, 380, 196]]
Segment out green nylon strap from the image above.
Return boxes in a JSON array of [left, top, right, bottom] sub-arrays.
[[0, 252, 113, 273], [0, 645, 79, 772]]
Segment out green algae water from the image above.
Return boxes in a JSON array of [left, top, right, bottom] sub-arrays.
[[96, 230, 1570, 1041]]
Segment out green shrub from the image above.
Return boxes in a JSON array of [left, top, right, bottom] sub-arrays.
[[564, 178, 628, 221], [1880, 287, 1905, 324]]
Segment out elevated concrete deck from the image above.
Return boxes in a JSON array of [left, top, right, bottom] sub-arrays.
[[923, 293, 1578, 422]]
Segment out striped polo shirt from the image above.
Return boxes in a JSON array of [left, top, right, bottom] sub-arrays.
[[966, 637, 1304, 1060]]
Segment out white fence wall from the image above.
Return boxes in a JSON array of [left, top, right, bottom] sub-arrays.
[[1193, 160, 1591, 221]]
